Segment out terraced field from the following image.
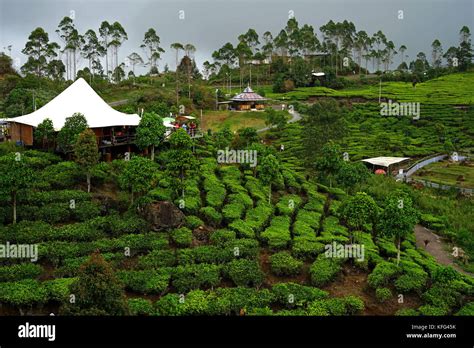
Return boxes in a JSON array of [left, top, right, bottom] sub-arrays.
[[265, 72, 474, 105]]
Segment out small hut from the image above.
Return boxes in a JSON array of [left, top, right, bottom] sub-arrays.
[[229, 86, 267, 111]]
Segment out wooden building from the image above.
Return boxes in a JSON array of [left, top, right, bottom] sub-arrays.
[[229, 86, 268, 111]]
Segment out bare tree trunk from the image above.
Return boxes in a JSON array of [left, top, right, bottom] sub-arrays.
[[87, 173, 91, 193], [151, 145, 155, 161], [12, 191, 17, 224]]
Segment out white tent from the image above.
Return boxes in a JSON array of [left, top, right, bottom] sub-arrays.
[[8, 78, 140, 131], [361, 157, 410, 167]]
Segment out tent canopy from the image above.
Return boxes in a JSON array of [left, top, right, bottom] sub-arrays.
[[361, 157, 410, 167], [6, 78, 140, 131]]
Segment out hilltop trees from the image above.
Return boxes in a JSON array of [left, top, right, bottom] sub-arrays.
[[21, 27, 63, 78], [74, 129, 100, 193], [458, 26, 473, 71], [82, 29, 105, 79], [141, 28, 165, 74], [136, 112, 166, 161], [56, 17, 83, 80], [339, 192, 379, 241]]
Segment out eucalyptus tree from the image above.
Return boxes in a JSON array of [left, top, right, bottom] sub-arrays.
[[21, 27, 61, 77], [458, 26, 472, 71], [99, 21, 112, 79], [183, 43, 196, 98], [127, 52, 144, 83], [109, 22, 128, 82], [399, 44, 407, 67], [82, 29, 105, 79], [431, 39, 443, 68], [274, 29, 289, 58], [141, 28, 165, 74], [170, 42, 184, 105]]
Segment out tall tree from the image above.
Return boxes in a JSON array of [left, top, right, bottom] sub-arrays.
[[140, 28, 165, 74], [109, 22, 128, 82], [119, 156, 157, 205], [398, 45, 407, 68], [258, 154, 282, 204], [135, 112, 166, 161], [431, 39, 443, 68], [339, 192, 379, 242], [458, 26, 473, 71], [166, 128, 195, 198], [57, 113, 89, 153], [99, 21, 112, 80], [379, 191, 418, 265], [74, 129, 100, 193], [21, 27, 60, 77], [183, 43, 196, 98], [0, 153, 34, 224], [82, 29, 105, 80], [34, 118, 55, 150], [170, 42, 184, 105], [127, 52, 144, 83]]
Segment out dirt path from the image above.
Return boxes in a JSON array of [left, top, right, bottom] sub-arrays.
[[414, 224, 473, 277]]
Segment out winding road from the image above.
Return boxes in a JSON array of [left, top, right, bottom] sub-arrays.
[[414, 224, 473, 277], [256, 106, 301, 133]]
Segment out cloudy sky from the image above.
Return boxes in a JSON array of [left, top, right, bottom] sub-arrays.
[[0, 0, 473, 74]]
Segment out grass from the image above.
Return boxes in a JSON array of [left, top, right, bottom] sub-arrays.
[[201, 110, 268, 132], [266, 72, 474, 105], [413, 161, 474, 188]]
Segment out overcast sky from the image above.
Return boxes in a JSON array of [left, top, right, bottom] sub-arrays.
[[0, 0, 473, 74]]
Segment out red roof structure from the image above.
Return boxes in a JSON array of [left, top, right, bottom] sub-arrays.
[[231, 86, 267, 102]]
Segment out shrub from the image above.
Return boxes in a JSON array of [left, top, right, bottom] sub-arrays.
[[228, 219, 255, 238], [0, 279, 48, 307], [395, 308, 419, 316], [418, 305, 449, 316], [71, 201, 101, 221], [117, 270, 170, 294], [209, 229, 236, 246], [276, 194, 302, 216], [199, 206, 222, 226], [271, 282, 328, 308], [456, 302, 474, 316], [128, 298, 154, 315], [261, 216, 291, 249], [0, 263, 43, 282], [292, 238, 325, 259], [225, 259, 264, 287], [172, 264, 221, 293], [154, 293, 186, 316], [310, 256, 343, 287], [270, 251, 303, 276], [222, 202, 245, 221], [375, 287, 392, 303], [395, 269, 428, 293], [137, 250, 176, 269], [43, 278, 76, 302], [367, 261, 399, 288], [186, 215, 204, 229], [170, 227, 193, 247], [244, 203, 273, 232]]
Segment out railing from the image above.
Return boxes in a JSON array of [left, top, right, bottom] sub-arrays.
[[97, 134, 136, 147]]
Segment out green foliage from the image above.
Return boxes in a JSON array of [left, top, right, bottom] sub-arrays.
[[128, 298, 154, 316], [117, 270, 170, 294], [61, 252, 129, 315], [185, 215, 204, 229], [225, 259, 264, 287], [339, 192, 379, 234], [368, 261, 400, 288], [270, 251, 303, 276], [118, 156, 157, 203], [170, 227, 193, 247], [310, 255, 343, 287], [135, 112, 166, 154], [271, 282, 328, 308], [172, 263, 221, 293], [0, 279, 48, 307], [456, 302, 474, 316], [375, 287, 392, 303], [57, 113, 88, 153], [209, 229, 236, 246], [199, 206, 222, 226], [261, 215, 291, 249], [0, 263, 43, 282]]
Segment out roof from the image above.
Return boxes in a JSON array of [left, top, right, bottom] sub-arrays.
[[230, 86, 267, 102], [6, 78, 140, 131], [361, 157, 410, 167]]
